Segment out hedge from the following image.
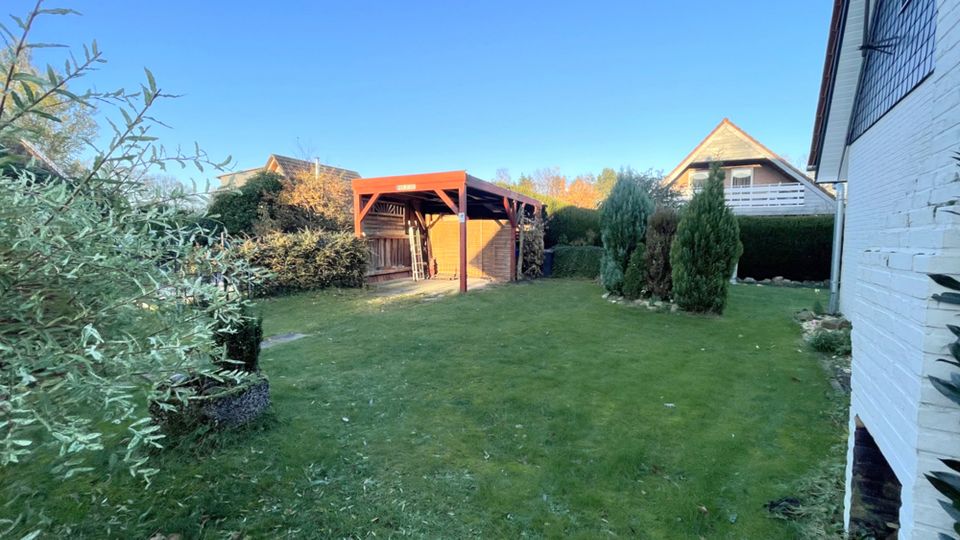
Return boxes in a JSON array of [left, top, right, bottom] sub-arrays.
[[238, 229, 368, 295], [545, 206, 601, 247], [736, 215, 834, 281], [551, 246, 604, 279]]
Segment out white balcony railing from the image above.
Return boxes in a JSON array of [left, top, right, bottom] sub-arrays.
[[725, 183, 805, 208], [687, 183, 806, 208]]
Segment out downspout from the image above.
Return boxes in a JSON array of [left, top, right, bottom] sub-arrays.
[[828, 181, 846, 314]]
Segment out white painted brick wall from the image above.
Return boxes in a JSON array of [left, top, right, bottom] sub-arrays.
[[840, 1, 960, 537]]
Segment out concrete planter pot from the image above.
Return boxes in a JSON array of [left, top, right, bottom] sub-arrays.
[[151, 372, 271, 432]]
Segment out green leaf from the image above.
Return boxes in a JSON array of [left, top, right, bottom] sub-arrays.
[[933, 292, 960, 305], [944, 459, 960, 474], [37, 8, 82, 16], [144, 67, 157, 94], [949, 325, 960, 339], [931, 274, 960, 291], [26, 109, 62, 123], [11, 72, 47, 86], [930, 376, 960, 407], [928, 470, 960, 502], [25, 42, 68, 49], [938, 358, 960, 369]]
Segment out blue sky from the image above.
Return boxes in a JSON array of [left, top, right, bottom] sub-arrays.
[[12, 1, 832, 187]]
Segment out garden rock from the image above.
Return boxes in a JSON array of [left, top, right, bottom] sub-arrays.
[[261, 332, 308, 350], [742, 277, 756, 284], [820, 317, 847, 331], [795, 309, 816, 322]]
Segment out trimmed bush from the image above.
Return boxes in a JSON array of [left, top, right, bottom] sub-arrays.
[[809, 329, 851, 356], [644, 208, 679, 299], [737, 215, 834, 281], [600, 177, 654, 293], [545, 206, 601, 247], [622, 247, 647, 300], [552, 246, 603, 279], [239, 229, 368, 295], [214, 307, 263, 372], [670, 163, 743, 314], [208, 171, 283, 236]]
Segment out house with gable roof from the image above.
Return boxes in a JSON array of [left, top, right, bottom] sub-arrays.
[[663, 118, 835, 216], [216, 154, 360, 190]]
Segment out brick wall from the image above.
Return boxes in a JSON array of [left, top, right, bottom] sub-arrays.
[[841, 1, 960, 537]]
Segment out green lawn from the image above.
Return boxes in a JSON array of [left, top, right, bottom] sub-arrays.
[[2, 280, 845, 539]]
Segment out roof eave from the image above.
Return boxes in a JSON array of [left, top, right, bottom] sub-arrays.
[[808, 0, 851, 173]]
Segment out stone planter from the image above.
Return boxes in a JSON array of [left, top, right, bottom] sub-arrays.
[[151, 372, 271, 433], [198, 377, 270, 427]]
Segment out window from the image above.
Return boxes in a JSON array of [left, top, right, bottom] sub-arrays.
[[690, 171, 709, 190], [848, 0, 936, 142], [731, 168, 753, 188]]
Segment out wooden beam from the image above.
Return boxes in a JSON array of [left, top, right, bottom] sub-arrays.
[[459, 184, 467, 293], [353, 191, 362, 237], [504, 197, 517, 281], [358, 193, 381, 223], [434, 189, 459, 214], [516, 203, 526, 280]]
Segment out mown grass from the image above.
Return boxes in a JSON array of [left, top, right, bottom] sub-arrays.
[[1, 280, 846, 538]]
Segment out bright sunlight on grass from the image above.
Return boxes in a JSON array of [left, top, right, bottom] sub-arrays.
[[2, 280, 845, 538]]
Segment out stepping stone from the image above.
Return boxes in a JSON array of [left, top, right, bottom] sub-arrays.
[[260, 332, 308, 349]]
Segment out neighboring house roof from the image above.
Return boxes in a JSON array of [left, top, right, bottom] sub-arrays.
[[216, 166, 263, 190], [215, 155, 361, 190], [663, 118, 834, 201], [6, 138, 68, 178], [265, 154, 360, 181]]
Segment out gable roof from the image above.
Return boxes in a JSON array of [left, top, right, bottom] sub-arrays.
[[663, 118, 793, 186], [265, 154, 360, 181], [663, 118, 833, 201]]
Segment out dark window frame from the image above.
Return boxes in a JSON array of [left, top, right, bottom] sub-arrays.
[[847, 0, 936, 143]]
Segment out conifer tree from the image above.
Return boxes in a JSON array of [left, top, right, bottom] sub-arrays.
[[600, 176, 653, 293], [670, 162, 742, 313]]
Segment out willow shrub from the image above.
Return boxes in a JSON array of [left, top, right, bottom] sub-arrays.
[[239, 230, 368, 295], [670, 163, 742, 314], [599, 177, 654, 294], [0, 3, 266, 484]]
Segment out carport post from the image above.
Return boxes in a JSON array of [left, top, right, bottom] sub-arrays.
[[458, 183, 468, 293]]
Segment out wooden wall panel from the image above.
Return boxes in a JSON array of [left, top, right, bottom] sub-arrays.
[[427, 215, 512, 281]]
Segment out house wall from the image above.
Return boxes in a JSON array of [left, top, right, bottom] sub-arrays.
[[681, 163, 793, 190], [676, 164, 834, 216], [428, 215, 513, 281], [840, 2, 960, 536]]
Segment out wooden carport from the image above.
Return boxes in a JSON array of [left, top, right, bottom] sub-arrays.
[[352, 171, 542, 293]]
